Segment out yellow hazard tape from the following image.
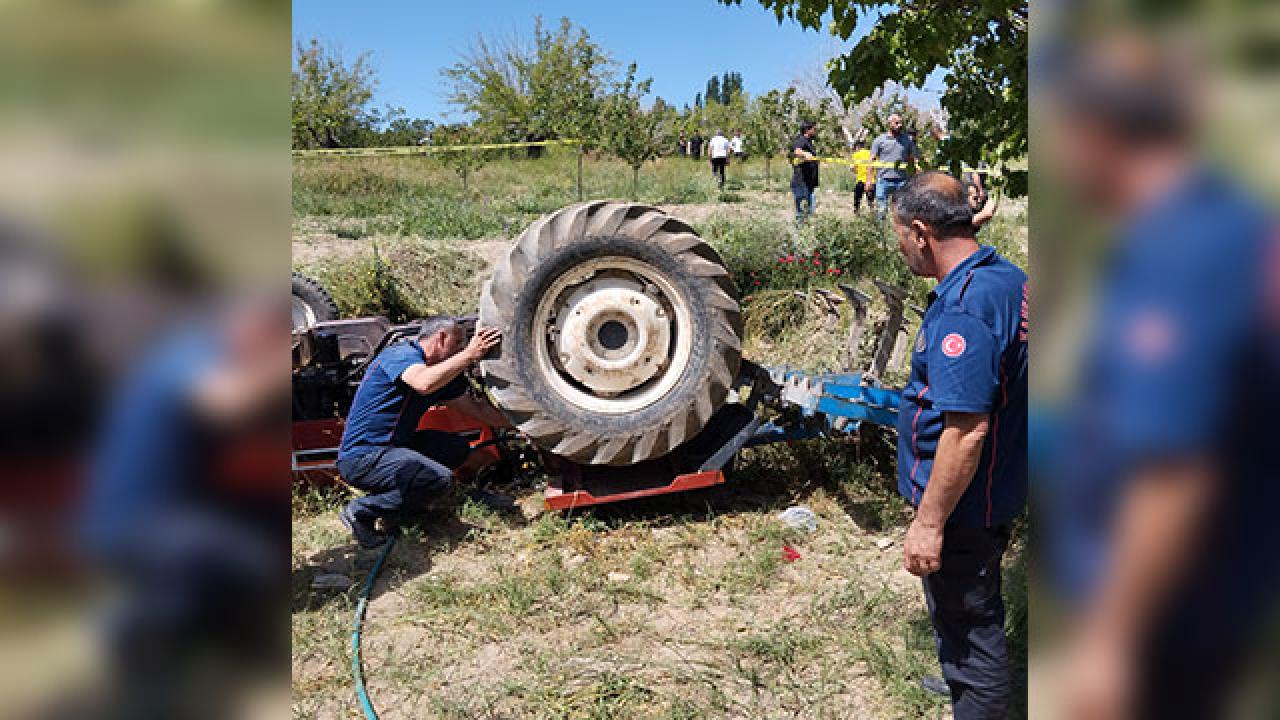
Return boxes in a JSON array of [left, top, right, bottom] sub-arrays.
[[293, 138, 582, 158], [812, 156, 995, 174]]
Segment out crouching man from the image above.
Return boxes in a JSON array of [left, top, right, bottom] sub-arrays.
[[891, 172, 1028, 719], [336, 316, 511, 549]]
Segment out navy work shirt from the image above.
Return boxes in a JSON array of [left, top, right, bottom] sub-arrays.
[[897, 244, 1029, 528], [1049, 168, 1279, 603], [82, 328, 220, 553], [338, 340, 469, 460]]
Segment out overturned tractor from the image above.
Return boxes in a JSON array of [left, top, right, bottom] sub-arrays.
[[292, 201, 905, 510]]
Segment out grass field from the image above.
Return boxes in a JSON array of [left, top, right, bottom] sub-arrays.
[[292, 149, 1028, 719]]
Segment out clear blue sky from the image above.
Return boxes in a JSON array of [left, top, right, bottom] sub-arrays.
[[293, 0, 940, 123]]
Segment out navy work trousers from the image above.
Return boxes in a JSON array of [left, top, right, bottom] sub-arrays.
[[336, 430, 471, 525], [922, 523, 1013, 720]]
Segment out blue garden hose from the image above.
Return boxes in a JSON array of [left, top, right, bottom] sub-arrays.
[[352, 536, 396, 720]]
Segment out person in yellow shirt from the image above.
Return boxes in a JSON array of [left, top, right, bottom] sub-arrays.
[[851, 140, 875, 212]]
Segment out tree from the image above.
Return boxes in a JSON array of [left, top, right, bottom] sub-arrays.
[[291, 39, 378, 149], [442, 17, 611, 146], [857, 91, 939, 163], [706, 76, 721, 109], [720, 71, 743, 104], [599, 65, 671, 199], [375, 112, 434, 147], [430, 123, 495, 192], [745, 88, 800, 189], [723, 0, 1028, 194]]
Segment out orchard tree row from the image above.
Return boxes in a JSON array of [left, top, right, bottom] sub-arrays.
[[293, 4, 1025, 194]]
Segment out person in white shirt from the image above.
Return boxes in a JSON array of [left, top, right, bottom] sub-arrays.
[[707, 130, 731, 190], [730, 130, 745, 159]]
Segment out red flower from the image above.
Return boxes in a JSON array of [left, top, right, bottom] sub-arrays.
[[813, 259, 821, 266], [753, 280, 761, 285]]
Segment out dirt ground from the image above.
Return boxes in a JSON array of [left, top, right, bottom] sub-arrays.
[[292, 453, 953, 719]]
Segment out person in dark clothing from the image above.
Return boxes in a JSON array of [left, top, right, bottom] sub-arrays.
[[790, 121, 820, 223], [892, 172, 1028, 720], [689, 132, 704, 160], [335, 316, 510, 548]]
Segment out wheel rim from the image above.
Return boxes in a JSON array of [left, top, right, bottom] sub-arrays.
[[531, 256, 693, 415], [292, 295, 317, 332]]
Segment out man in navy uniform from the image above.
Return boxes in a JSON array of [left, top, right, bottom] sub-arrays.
[[891, 171, 1028, 719], [336, 316, 511, 549]]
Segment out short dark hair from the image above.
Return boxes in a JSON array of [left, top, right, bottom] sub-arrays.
[[418, 314, 460, 341], [1056, 46, 1192, 144], [891, 171, 974, 235], [799, 121, 815, 133]]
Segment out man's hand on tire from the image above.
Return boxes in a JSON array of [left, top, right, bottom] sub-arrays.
[[464, 327, 502, 363]]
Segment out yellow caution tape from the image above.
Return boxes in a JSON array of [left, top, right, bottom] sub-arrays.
[[294, 141, 998, 176], [812, 156, 996, 174], [293, 138, 583, 158]]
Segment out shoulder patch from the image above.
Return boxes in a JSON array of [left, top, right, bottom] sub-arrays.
[[941, 333, 967, 358]]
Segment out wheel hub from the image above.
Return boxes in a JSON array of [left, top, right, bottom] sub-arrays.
[[554, 277, 670, 396]]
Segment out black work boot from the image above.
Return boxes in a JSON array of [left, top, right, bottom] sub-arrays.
[[339, 504, 388, 550]]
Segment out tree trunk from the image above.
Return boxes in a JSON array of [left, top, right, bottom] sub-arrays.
[[765, 155, 771, 191], [576, 144, 584, 201], [631, 165, 639, 200], [462, 165, 469, 192]]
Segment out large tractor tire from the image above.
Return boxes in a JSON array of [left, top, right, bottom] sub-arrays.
[[291, 271, 339, 332], [479, 201, 744, 466]]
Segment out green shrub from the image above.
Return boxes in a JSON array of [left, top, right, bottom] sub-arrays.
[[698, 214, 791, 295], [810, 214, 922, 291]]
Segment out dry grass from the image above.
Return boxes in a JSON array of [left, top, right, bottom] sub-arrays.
[[292, 442, 967, 719]]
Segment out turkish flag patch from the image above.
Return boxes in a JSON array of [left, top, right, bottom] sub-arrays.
[[941, 333, 967, 357]]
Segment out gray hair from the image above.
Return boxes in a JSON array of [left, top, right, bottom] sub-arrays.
[[891, 171, 975, 235], [418, 314, 460, 341]]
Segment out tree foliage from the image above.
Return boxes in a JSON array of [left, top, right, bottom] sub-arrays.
[[442, 17, 611, 145], [429, 123, 496, 191], [292, 39, 435, 149], [718, 71, 744, 105], [598, 65, 672, 198], [743, 88, 798, 187], [723, 0, 1028, 193], [292, 39, 378, 149]]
